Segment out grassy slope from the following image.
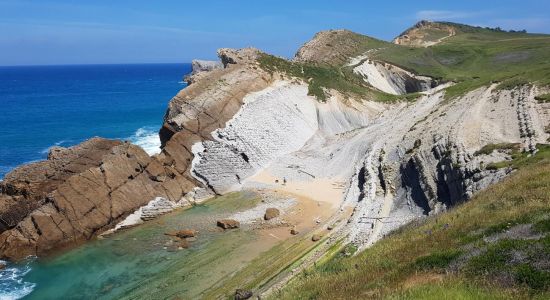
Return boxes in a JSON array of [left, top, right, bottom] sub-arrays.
[[372, 23, 550, 98], [258, 22, 550, 102], [273, 145, 550, 299]]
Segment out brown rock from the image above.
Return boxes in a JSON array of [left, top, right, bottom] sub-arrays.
[[177, 239, 190, 249], [0, 48, 273, 261], [165, 229, 196, 239], [290, 229, 299, 235], [234, 289, 253, 300], [312, 234, 322, 242], [0, 137, 195, 261], [217, 219, 240, 229], [0, 261, 6, 270], [166, 239, 189, 252], [264, 207, 280, 220]]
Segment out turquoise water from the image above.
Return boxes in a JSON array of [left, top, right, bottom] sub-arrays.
[[0, 63, 194, 299], [0, 64, 191, 178], [6, 192, 261, 299]]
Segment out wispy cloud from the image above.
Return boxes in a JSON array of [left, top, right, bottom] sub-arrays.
[[415, 10, 481, 21]]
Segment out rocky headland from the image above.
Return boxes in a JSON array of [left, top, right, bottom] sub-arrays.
[[1, 20, 549, 280]]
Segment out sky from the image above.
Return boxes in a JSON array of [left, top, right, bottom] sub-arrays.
[[1, 0, 549, 66]]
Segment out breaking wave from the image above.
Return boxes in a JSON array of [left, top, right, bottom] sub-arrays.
[[0, 258, 36, 300], [128, 126, 161, 155]]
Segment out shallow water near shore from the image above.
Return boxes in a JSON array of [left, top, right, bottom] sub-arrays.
[[15, 191, 273, 299]]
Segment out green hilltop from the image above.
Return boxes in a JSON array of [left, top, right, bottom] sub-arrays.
[[258, 21, 550, 101]]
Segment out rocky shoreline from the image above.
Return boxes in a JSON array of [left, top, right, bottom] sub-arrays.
[[1, 23, 549, 276]]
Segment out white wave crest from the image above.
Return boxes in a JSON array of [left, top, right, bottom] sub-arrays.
[[129, 127, 161, 155], [0, 258, 36, 300]]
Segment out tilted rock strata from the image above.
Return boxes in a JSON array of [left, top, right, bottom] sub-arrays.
[[0, 48, 274, 260], [191, 82, 319, 193], [158, 48, 275, 190], [350, 58, 434, 95], [184, 59, 223, 84], [1, 28, 549, 263], [0, 138, 194, 260]]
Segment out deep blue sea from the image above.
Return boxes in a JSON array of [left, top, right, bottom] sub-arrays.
[[0, 63, 190, 299], [0, 63, 191, 179]]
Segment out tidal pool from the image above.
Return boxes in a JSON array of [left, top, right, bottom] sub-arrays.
[[21, 191, 268, 299]]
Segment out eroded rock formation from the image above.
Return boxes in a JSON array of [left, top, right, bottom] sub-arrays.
[[0, 138, 195, 260], [2, 26, 549, 263]]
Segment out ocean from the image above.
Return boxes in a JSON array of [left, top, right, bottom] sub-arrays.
[[0, 63, 191, 179], [0, 63, 191, 299]]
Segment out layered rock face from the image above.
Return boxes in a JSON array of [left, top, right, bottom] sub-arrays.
[[349, 58, 435, 95], [0, 138, 194, 260], [191, 82, 319, 193], [2, 27, 549, 262], [184, 59, 223, 84], [0, 47, 274, 260], [158, 47, 274, 185]]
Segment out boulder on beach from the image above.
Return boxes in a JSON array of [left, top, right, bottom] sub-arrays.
[[234, 288, 253, 300], [217, 219, 240, 229], [264, 207, 280, 220], [165, 229, 197, 239], [312, 234, 322, 242], [290, 228, 299, 235]]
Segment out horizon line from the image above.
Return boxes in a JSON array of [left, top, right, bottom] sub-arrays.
[[0, 62, 198, 68]]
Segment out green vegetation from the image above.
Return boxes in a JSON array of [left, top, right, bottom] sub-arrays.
[[474, 143, 520, 156], [273, 144, 550, 299], [257, 53, 415, 102], [535, 93, 550, 103], [486, 144, 550, 170], [370, 24, 550, 98], [258, 22, 550, 102], [413, 250, 462, 271]]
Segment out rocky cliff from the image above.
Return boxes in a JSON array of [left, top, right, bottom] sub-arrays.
[[0, 47, 276, 260], [0, 138, 195, 259], [1, 22, 549, 262]]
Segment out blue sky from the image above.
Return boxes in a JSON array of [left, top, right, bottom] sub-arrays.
[[1, 0, 549, 66]]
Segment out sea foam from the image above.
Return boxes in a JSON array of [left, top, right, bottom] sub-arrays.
[[129, 126, 161, 155], [0, 259, 36, 300]]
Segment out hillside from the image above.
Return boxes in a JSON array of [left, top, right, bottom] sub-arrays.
[[274, 145, 550, 299], [289, 21, 550, 99]]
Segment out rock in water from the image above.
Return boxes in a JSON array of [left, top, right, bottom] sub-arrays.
[[264, 207, 280, 220], [234, 289, 253, 300], [165, 229, 197, 238], [217, 219, 240, 229]]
